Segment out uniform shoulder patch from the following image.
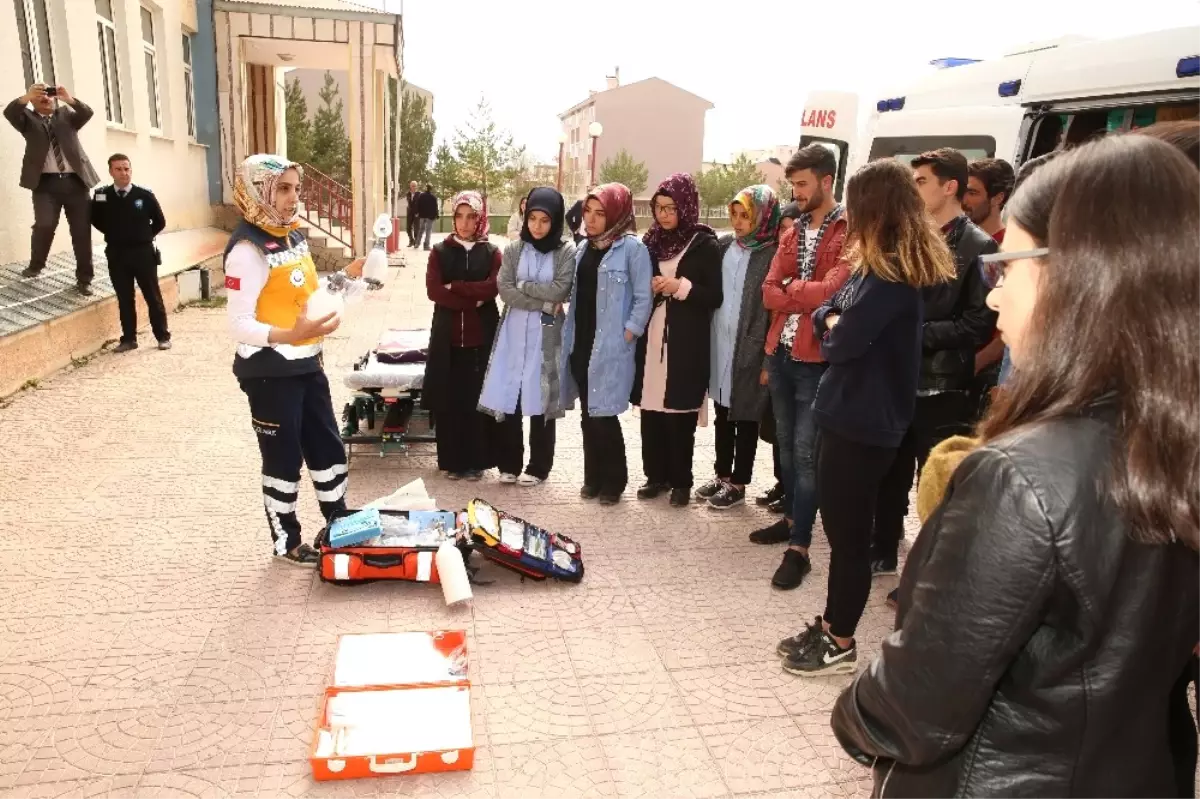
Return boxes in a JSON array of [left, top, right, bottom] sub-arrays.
[[225, 275, 241, 290]]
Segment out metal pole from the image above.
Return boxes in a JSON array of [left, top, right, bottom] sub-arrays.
[[589, 135, 598, 187], [556, 141, 564, 191]]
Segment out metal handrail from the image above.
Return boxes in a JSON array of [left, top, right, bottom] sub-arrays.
[[298, 162, 354, 248]]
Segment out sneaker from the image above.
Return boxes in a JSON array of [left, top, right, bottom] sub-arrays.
[[636, 481, 669, 500], [77, 282, 94, 296], [782, 631, 857, 677], [870, 557, 898, 578], [669, 488, 689, 507], [157, 340, 172, 351], [756, 482, 784, 506], [777, 615, 825, 659], [579, 484, 600, 500], [598, 492, 621, 506], [694, 478, 726, 500], [517, 473, 544, 487], [771, 549, 811, 590], [749, 518, 790, 545], [276, 543, 320, 568], [20, 265, 42, 278], [113, 341, 138, 353], [886, 588, 899, 610], [465, 470, 483, 482], [767, 497, 787, 514], [498, 472, 518, 484], [708, 484, 745, 510]]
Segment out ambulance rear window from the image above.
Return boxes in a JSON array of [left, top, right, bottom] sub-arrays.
[[869, 135, 996, 165]]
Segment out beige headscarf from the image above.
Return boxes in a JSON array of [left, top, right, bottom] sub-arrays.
[[233, 154, 303, 237]]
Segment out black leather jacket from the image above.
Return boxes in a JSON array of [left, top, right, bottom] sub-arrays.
[[919, 217, 997, 393], [831, 401, 1200, 797]]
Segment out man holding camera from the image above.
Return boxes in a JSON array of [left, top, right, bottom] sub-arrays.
[[91, 154, 170, 352], [4, 83, 100, 295]]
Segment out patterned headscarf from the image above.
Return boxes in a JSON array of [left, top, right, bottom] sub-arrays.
[[233, 154, 303, 237], [643, 172, 713, 262], [730, 184, 782, 252], [450, 190, 489, 242], [585, 183, 637, 249]]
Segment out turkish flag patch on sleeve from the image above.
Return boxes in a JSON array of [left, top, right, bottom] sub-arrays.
[[225, 275, 241, 291]]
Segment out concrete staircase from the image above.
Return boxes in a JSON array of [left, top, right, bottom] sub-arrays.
[[296, 208, 354, 272]]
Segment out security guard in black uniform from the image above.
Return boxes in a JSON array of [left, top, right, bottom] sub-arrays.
[[90, 153, 170, 352]]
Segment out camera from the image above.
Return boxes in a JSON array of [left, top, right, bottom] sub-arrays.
[[44, 86, 57, 97]]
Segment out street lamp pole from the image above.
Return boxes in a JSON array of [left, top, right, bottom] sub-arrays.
[[588, 121, 604, 188], [556, 132, 567, 192]]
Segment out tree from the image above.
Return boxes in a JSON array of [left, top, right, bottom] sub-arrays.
[[393, 79, 435, 191], [777, 178, 794, 204], [598, 149, 649, 196], [694, 155, 767, 212], [451, 98, 523, 201], [284, 77, 311, 165], [308, 71, 351, 184], [428, 143, 465, 211]]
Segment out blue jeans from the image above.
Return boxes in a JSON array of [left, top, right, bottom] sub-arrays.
[[419, 218, 434, 249], [766, 349, 825, 548]]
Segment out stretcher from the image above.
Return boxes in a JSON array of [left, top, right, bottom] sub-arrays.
[[340, 329, 436, 461]]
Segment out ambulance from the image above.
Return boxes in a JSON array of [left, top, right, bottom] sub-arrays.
[[800, 25, 1200, 195]]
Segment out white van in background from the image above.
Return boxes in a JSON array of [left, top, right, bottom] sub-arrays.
[[807, 25, 1200, 192], [798, 90, 861, 201]]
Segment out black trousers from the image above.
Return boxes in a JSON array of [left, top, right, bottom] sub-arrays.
[[30, 174, 93, 283], [873, 391, 973, 558], [818, 427, 898, 640], [434, 345, 496, 474], [239, 370, 348, 555], [406, 214, 418, 246], [1170, 655, 1199, 798], [641, 409, 699, 491], [713, 403, 759, 485], [573, 361, 627, 494], [107, 244, 169, 343], [773, 441, 781, 483], [494, 398, 556, 479]]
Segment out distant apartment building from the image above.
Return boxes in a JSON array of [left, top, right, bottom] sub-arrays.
[[558, 70, 712, 200]]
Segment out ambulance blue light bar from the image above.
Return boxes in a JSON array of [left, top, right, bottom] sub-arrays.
[[930, 58, 980, 69], [1178, 56, 1200, 78], [876, 97, 906, 113], [998, 80, 1023, 97]]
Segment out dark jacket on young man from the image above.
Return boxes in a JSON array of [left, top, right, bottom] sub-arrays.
[[919, 216, 997, 393], [416, 191, 440, 220], [91, 184, 166, 249]]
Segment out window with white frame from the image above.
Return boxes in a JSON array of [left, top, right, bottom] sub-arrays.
[[14, 0, 56, 89], [95, 0, 123, 124], [182, 31, 196, 138], [141, 6, 160, 131]]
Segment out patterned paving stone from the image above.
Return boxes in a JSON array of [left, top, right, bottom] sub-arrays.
[[0, 239, 927, 795]]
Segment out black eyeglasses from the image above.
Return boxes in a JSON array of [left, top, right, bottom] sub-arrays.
[[978, 247, 1050, 289]]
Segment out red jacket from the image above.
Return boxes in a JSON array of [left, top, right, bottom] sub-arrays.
[[762, 217, 851, 362], [425, 241, 501, 347]]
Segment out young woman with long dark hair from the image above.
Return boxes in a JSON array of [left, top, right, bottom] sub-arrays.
[[829, 134, 1200, 796], [777, 158, 955, 677]]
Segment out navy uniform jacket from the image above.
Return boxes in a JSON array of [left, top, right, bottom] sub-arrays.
[[90, 183, 166, 251]]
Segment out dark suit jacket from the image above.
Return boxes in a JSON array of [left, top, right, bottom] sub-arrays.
[[4, 98, 100, 190]]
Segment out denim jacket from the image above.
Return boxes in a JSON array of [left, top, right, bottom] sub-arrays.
[[560, 234, 653, 417]]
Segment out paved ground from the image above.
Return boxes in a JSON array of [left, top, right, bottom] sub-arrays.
[[0, 237, 919, 798]]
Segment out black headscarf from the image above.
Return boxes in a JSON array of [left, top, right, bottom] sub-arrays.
[[520, 187, 567, 254], [780, 200, 802, 221]]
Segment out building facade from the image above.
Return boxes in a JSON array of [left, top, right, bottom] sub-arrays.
[[558, 75, 713, 200], [0, 0, 218, 265]]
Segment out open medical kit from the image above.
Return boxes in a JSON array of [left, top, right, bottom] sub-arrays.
[[310, 630, 473, 781], [466, 499, 585, 582], [316, 508, 466, 585]]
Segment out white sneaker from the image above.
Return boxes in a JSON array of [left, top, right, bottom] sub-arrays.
[[517, 473, 544, 487], [498, 472, 518, 484]]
